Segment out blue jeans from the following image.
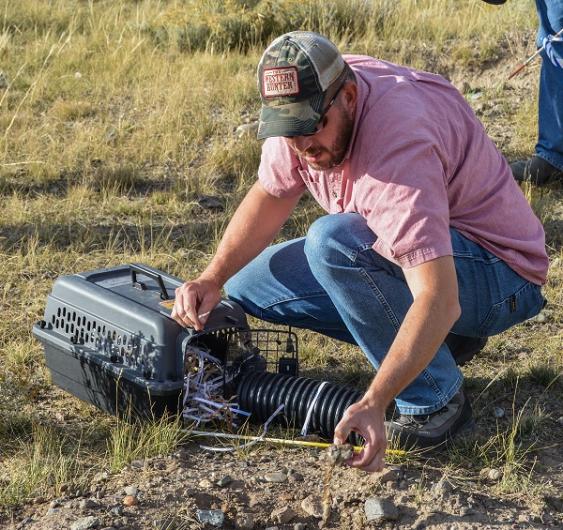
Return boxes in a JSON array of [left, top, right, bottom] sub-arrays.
[[535, 0, 563, 170], [226, 214, 545, 415]]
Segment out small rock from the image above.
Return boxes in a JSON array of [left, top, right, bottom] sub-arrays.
[[263, 472, 288, 483], [460, 506, 474, 516], [375, 467, 400, 484], [493, 407, 505, 418], [431, 477, 453, 498], [123, 494, 138, 506], [199, 478, 213, 489], [534, 312, 547, 323], [235, 512, 255, 529], [235, 122, 259, 138], [93, 472, 109, 483], [46, 507, 60, 516], [110, 506, 123, 516], [49, 500, 61, 509], [479, 467, 491, 479], [71, 516, 100, 530], [264, 527, 279, 530], [248, 493, 261, 508], [79, 498, 100, 511], [301, 495, 323, 519], [196, 509, 225, 527], [105, 126, 118, 144], [0, 71, 9, 89], [364, 497, 398, 523], [124, 485, 138, 496], [326, 443, 353, 465], [557, 416, 563, 426], [288, 472, 304, 483], [216, 475, 232, 487], [517, 513, 531, 523], [272, 506, 296, 524], [75, 72, 82, 79], [197, 195, 224, 211], [488, 468, 502, 481], [293, 524, 307, 530]]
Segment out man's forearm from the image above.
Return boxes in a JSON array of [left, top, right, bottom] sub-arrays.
[[364, 292, 461, 410], [200, 181, 301, 287]]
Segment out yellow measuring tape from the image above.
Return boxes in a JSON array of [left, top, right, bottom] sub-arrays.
[[187, 429, 407, 456]]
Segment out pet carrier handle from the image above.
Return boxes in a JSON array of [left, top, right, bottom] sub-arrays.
[[129, 264, 170, 300]]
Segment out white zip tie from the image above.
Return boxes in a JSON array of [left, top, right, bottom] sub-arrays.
[[300, 381, 328, 437]]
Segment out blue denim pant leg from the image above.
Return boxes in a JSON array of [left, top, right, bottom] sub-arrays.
[[226, 214, 544, 415], [535, 0, 563, 170]]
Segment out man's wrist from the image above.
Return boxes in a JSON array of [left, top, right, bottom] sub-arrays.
[[361, 386, 392, 413], [197, 269, 225, 289]]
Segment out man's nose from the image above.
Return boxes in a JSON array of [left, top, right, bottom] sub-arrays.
[[291, 135, 314, 152]]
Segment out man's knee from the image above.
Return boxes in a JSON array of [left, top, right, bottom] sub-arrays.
[[305, 213, 357, 263], [304, 213, 373, 270], [224, 269, 250, 306]]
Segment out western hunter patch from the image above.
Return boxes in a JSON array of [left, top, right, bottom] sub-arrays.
[[263, 67, 300, 98]]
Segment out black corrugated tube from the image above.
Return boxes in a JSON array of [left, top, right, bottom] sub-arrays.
[[236, 371, 363, 445]]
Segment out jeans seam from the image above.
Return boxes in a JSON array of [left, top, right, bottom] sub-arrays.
[[348, 242, 375, 263], [262, 291, 328, 310], [358, 268, 401, 331]]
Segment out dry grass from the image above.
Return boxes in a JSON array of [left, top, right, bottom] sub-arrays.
[[0, 0, 561, 517]]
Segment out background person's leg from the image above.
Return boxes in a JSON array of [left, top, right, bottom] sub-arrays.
[[536, 0, 563, 171], [513, 0, 563, 183]]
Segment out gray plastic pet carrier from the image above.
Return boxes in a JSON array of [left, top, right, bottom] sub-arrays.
[[32, 263, 251, 419]]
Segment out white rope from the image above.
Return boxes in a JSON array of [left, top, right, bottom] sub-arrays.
[[300, 381, 328, 437]]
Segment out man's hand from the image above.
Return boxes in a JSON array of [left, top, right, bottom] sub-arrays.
[[333, 397, 387, 472], [171, 276, 222, 331]]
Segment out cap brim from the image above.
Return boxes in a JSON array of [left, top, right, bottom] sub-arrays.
[[257, 93, 324, 140]]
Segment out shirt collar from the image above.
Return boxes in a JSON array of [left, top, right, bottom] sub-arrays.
[[342, 70, 368, 162]]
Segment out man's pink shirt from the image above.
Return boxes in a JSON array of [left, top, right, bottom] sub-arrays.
[[258, 55, 549, 285]]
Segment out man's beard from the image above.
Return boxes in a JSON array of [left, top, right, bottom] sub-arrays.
[[307, 111, 355, 171]]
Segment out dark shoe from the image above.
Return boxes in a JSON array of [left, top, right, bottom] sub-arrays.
[[386, 389, 474, 449], [445, 333, 488, 366], [480, 0, 506, 4], [511, 156, 563, 186]]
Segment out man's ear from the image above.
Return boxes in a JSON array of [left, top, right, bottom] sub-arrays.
[[342, 81, 358, 112]]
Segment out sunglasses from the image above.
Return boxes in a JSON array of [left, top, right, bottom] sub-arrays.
[[299, 82, 345, 137]]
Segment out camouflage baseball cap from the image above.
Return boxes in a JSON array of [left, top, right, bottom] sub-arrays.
[[257, 31, 347, 140]]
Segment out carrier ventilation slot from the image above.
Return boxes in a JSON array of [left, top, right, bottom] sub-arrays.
[[49, 305, 140, 362]]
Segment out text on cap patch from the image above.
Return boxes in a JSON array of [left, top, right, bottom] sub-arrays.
[[263, 67, 300, 98]]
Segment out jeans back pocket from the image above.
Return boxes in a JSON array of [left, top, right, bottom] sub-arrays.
[[479, 282, 545, 336]]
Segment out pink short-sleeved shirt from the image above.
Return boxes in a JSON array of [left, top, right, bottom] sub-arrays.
[[258, 55, 549, 285]]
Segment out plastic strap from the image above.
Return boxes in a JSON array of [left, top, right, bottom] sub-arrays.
[[300, 381, 328, 437]]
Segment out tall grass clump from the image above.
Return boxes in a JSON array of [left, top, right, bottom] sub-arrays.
[[106, 414, 188, 473], [0, 424, 85, 511]]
